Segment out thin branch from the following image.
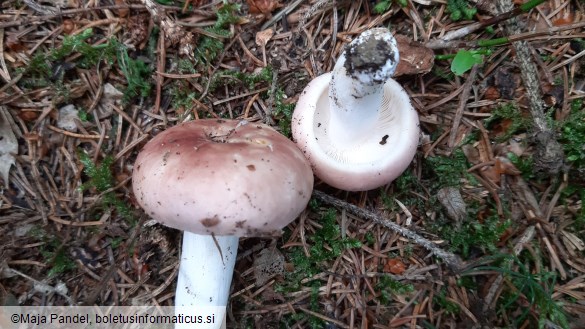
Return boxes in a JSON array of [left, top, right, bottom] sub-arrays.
[[448, 65, 478, 148], [495, 0, 564, 174], [426, 0, 546, 49], [312, 190, 464, 272]]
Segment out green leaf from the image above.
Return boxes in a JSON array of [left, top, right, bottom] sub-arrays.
[[451, 49, 482, 76]]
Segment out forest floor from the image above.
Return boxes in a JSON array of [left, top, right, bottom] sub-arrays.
[[1, 0, 585, 328]]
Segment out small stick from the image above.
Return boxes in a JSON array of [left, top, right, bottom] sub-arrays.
[[312, 190, 464, 272], [427, 21, 585, 50], [47, 125, 107, 139], [448, 65, 478, 148], [426, 0, 546, 49], [496, 0, 564, 174]]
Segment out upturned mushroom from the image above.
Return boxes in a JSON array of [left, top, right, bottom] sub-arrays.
[[292, 28, 420, 191], [132, 119, 313, 326]]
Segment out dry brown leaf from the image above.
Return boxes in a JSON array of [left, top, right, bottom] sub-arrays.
[[384, 258, 406, 274], [57, 105, 79, 132], [247, 0, 281, 15], [462, 144, 481, 165], [0, 107, 17, 187], [494, 156, 521, 176], [437, 187, 467, 224], [394, 34, 434, 76], [40, 0, 78, 8], [115, 0, 129, 18], [253, 248, 284, 286], [255, 28, 274, 47], [97, 83, 123, 119], [5, 35, 26, 52], [62, 19, 75, 34]]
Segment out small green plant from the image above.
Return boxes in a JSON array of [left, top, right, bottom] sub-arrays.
[[447, 0, 477, 21], [117, 46, 153, 103], [375, 276, 414, 304], [373, 0, 407, 14], [78, 108, 93, 122], [79, 152, 134, 222], [30, 227, 76, 277], [559, 99, 585, 168], [471, 254, 569, 329]]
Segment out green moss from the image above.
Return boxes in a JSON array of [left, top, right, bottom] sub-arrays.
[[209, 66, 272, 91], [30, 228, 76, 277], [117, 46, 153, 103], [375, 276, 414, 304], [485, 103, 529, 142], [559, 99, 585, 168], [195, 3, 241, 65], [431, 201, 511, 258], [447, 0, 477, 21], [276, 208, 361, 293], [79, 152, 135, 223], [169, 81, 199, 114], [425, 149, 471, 188], [373, 0, 407, 14], [49, 29, 117, 68], [20, 29, 118, 99], [507, 152, 535, 180], [561, 184, 585, 231], [272, 88, 294, 136], [433, 288, 460, 316]]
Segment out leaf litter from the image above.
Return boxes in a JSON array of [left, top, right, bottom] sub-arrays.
[[0, 0, 584, 328]]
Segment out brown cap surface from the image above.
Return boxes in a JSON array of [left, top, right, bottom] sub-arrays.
[[132, 119, 314, 237]]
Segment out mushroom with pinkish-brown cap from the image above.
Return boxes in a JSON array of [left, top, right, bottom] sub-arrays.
[[292, 28, 420, 191], [132, 119, 313, 328]]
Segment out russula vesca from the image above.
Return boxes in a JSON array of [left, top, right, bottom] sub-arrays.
[[292, 28, 420, 191], [132, 119, 313, 326]]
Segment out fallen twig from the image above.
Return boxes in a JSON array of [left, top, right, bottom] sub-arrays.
[[312, 190, 464, 272], [495, 0, 564, 175], [426, 0, 546, 49]]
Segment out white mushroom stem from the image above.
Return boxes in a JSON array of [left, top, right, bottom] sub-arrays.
[[328, 29, 399, 147], [175, 232, 239, 328]]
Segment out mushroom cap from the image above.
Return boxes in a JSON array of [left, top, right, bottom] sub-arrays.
[[132, 119, 314, 237], [292, 74, 419, 191]]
